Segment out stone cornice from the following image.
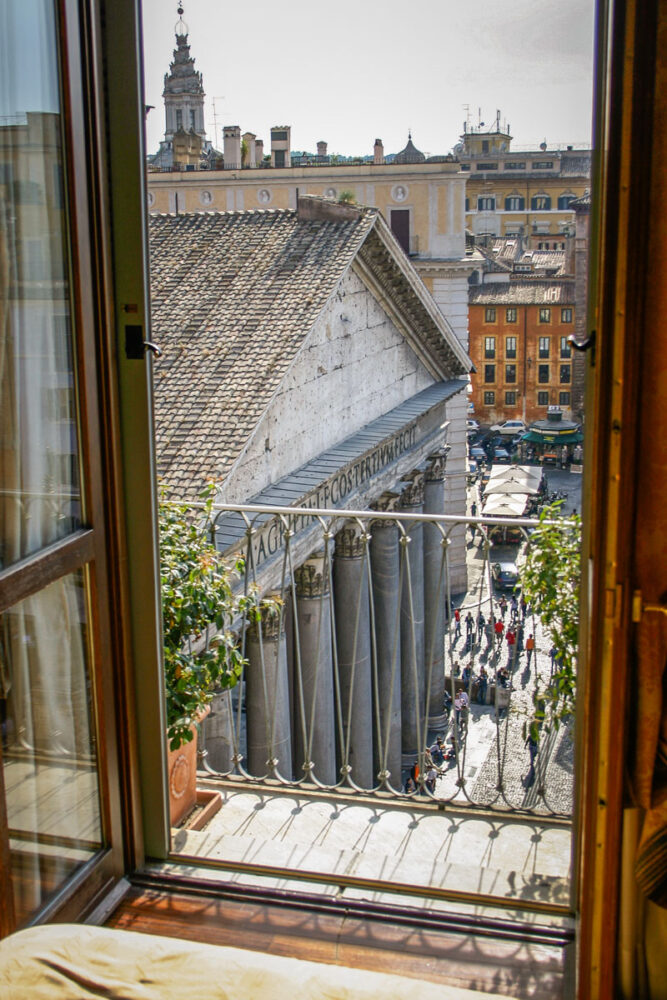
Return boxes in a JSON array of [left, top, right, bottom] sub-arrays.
[[354, 224, 472, 379]]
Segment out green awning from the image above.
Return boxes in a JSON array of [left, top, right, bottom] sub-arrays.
[[522, 430, 584, 445]]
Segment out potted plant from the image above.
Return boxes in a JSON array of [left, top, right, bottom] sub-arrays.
[[159, 483, 258, 826]]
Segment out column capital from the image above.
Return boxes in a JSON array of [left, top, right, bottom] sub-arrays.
[[368, 490, 401, 527], [335, 521, 367, 559], [399, 470, 425, 508], [425, 446, 450, 483], [294, 552, 329, 598], [247, 595, 284, 642]]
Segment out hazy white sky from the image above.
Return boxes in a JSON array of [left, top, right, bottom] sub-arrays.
[[141, 0, 596, 158]]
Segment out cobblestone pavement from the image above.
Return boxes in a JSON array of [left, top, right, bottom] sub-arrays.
[[428, 468, 579, 817]]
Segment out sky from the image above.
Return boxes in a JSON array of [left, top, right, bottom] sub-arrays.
[[141, 0, 596, 158]]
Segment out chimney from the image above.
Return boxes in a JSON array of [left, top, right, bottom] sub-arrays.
[[255, 138, 264, 163], [374, 138, 384, 164], [297, 194, 362, 224], [223, 125, 241, 170], [317, 140, 327, 157], [270, 125, 291, 168], [242, 131, 257, 168]]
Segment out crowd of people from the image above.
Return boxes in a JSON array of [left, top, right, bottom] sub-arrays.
[[403, 590, 546, 794]]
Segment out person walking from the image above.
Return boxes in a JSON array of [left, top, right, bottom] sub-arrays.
[[516, 622, 525, 653], [525, 634, 535, 666], [477, 611, 486, 642], [454, 608, 461, 638], [477, 666, 488, 704], [494, 617, 505, 647], [549, 644, 557, 670], [520, 596, 528, 621], [459, 689, 469, 732], [499, 595, 508, 619], [525, 732, 539, 785], [506, 626, 516, 664]]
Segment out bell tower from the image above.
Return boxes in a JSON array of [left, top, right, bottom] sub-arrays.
[[162, 5, 206, 145]]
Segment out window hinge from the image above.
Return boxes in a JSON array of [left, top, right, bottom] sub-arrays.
[[632, 590, 667, 623]]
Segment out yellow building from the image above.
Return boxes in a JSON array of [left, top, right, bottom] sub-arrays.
[[457, 115, 590, 239], [148, 137, 473, 351]]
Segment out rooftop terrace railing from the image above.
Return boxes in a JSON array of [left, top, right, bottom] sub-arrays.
[[183, 502, 576, 821]]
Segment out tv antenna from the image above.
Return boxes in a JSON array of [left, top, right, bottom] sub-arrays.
[[212, 96, 225, 149]]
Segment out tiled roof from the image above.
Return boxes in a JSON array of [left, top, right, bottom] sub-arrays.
[[149, 203, 470, 498], [469, 280, 575, 306]]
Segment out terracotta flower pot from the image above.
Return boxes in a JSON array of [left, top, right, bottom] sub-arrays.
[[167, 706, 210, 827]]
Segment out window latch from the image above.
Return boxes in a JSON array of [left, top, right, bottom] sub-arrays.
[[632, 590, 667, 623], [125, 324, 163, 360], [568, 330, 595, 352]]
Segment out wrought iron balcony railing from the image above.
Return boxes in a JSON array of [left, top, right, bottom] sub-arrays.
[[182, 501, 576, 821]]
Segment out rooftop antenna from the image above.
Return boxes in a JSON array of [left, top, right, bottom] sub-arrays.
[[212, 96, 225, 150], [463, 104, 471, 133]]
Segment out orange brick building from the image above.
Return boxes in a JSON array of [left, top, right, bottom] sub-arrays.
[[468, 280, 575, 425]]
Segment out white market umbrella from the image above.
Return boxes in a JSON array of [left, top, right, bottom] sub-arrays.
[[482, 494, 529, 517]]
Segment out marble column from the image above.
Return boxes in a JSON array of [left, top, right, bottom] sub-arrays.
[[369, 492, 402, 789], [246, 597, 292, 780], [333, 522, 374, 789], [423, 447, 450, 730], [202, 687, 236, 774], [399, 470, 426, 766], [293, 552, 336, 786]]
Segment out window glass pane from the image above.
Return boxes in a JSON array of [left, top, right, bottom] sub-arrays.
[[1, 569, 103, 927], [0, 3, 82, 570]]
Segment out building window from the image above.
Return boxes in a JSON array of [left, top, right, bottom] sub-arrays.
[[531, 195, 552, 210], [484, 309, 497, 324], [504, 161, 526, 170], [539, 308, 551, 324], [559, 391, 571, 406], [477, 196, 496, 211], [190, 109, 196, 129], [560, 364, 571, 383], [460, 163, 470, 171], [465, 197, 470, 211], [558, 195, 576, 210], [484, 364, 496, 383], [505, 336, 517, 357], [390, 209, 410, 255], [176, 109, 183, 130], [561, 307, 573, 323], [505, 391, 517, 406], [476, 162, 498, 171], [506, 309, 517, 324], [504, 196, 525, 211], [539, 336, 550, 357], [532, 161, 554, 169], [483, 391, 495, 405], [484, 336, 496, 357], [561, 336, 572, 357], [538, 364, 550, 383], [537, 390, 550, 405], [505, 364, 517, 383]]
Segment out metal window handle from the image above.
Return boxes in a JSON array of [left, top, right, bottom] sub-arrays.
[[125, 324, 162, 360], [568, 330, 596, 352]]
